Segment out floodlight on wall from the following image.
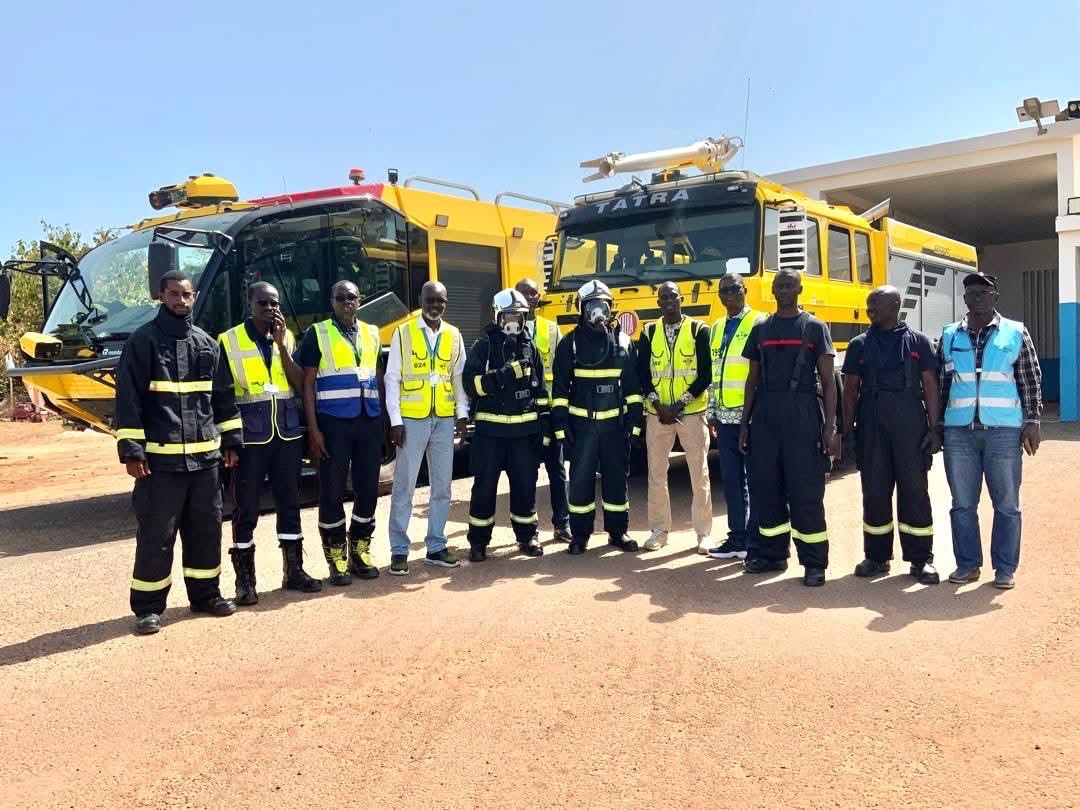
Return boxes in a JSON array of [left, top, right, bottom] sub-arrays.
[[1067, 101, 1080, 120], [1016, 97, 1061, 135]]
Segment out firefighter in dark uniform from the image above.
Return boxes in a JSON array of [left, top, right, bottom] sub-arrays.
[[219, 281, 322, 605], [114, 270, 242, 635], [551, 280, 644, 555], [295, 279, 384, 586], [738, 269, 839, 587], [462, 289, 547, 561], [841, 285, 941, 584]]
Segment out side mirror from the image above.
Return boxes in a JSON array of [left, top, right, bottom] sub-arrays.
[[0, 271, 10, 320], [147, 242, 178, 301]]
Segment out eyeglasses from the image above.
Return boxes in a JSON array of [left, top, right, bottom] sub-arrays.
[[719, 286, 743, 294], [334, 294, 359, 303], [254, 299, 280, 308]]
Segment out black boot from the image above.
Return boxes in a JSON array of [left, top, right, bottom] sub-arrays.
[[608, 535, 639, 552], [322, 538, 352, 586], [518, 534, 544, 557], [349, 536, 380, 580], [282, 540, 323, 593], [229, 547, 258, 606], [568, 536, 588, 555], [910, 561, 940, 585], [854, 558, 890, 578], [469, 543, 487, 562]]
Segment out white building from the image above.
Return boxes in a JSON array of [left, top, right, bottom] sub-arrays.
[[773, 115, 1080, 421]]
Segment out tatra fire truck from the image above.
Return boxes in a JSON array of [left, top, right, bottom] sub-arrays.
[[539, 137, 978, 347], [4, 170, 562, 450], [537, 138, 979, 447]]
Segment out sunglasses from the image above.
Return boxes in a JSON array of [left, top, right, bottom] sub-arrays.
[[334, 294, 360, 303], [254, 299, 280, 308], [719, 286, 743, 294]]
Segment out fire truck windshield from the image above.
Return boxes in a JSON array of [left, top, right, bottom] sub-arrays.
[[42, 212, 243, 339], [553, 204, 759, 289]]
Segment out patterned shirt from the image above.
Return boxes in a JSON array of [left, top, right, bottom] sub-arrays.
[[936, 312, 1042, 425]]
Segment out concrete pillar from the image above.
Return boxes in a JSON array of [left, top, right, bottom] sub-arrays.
[[1057, 134, 1080, 421]]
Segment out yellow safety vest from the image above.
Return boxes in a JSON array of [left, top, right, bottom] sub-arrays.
[[219, 324, 300, 444], [710, 308, 761, 409], [646, 318, 708, 414], [532, 316, 561, 384], [398, 319, 461, 419], [314, 318, 381, 418]]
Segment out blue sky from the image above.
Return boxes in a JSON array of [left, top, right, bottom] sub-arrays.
[[1, 0, 1076, 253]]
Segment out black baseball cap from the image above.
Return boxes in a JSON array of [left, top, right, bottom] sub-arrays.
[[963, 273, 997, 289]]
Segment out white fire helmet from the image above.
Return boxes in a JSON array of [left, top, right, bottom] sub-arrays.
[[576, 280, 613, 325], [492, 288, 529, 335]]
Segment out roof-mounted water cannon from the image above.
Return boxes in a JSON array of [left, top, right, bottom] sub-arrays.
[[579, 137, 742, 183], [148, 173, 239, 210]]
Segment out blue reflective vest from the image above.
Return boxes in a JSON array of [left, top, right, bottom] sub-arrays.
[[313, 319, 382, 418], [941, 318, 1023, 428]]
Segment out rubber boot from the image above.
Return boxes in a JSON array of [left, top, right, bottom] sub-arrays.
[[518, 533, 543, 557], [349, 536, 380, 580], [229, 547, 258, 606], [281, 540, 323, 593], [568, 536, 588, 555], [322, 537, 352, 586], [608, 534, 639, 552], [469, 543, 487, 562]]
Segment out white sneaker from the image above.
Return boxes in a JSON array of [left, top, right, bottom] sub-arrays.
[[643, 530, 668, 551], [696, 535, 713, 555]]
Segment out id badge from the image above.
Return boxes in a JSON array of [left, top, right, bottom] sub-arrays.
[[429, 373, 441, 386], [263, 383, 280, 394]]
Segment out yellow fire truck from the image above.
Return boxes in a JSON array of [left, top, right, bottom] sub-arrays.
[[4, 170, 562, 434], [539, 138, 978, 348]]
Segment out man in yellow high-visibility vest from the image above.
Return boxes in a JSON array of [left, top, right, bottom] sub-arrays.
[[637, 281, 713, 553], [516, 277, 570, 542], [385, 281, 469, 575], [220, 282, 321, 605], [295, 280, 385, 586], [706, 272, 765, 561]]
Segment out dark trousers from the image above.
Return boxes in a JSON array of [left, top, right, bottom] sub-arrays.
[[748, 394, 829, 569], [716, 422, 756, 547], [567, 423, 630, 542], [467, 434, 540, 547], [543, 439, 570, 531], [230, 436, 303, 549], [317, 413, 383, 546], [856, 395, 934, 564], [130, 466, 223, 616]]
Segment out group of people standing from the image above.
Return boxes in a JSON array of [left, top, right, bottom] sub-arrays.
[[114, 263, 1041, 635]]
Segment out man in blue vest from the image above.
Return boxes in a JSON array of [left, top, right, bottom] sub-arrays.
[[220, 282, 321, 604], [934, 272, 1042, 589], [295, 280, 384, 586]]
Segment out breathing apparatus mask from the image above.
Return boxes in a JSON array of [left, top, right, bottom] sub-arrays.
[[583, 299, 611, 326]]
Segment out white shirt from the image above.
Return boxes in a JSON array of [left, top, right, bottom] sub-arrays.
[[384, 317, 469, 427]]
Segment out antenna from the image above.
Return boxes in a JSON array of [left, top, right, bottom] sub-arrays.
[[742, 76, 751, 169]]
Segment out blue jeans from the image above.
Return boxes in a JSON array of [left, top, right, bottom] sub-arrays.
[[388, 416, 455, 556], [943, 426, 1023, 574], [715, 423, 756, 547]]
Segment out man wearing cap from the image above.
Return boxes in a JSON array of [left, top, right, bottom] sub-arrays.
[[935, 272, 1042, 590]]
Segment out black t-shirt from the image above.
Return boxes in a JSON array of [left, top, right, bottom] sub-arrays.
[[842, 324, 937, 390], [743, 313, 834, 393]]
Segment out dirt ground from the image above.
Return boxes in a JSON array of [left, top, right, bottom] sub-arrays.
[[1, 420, 1077, 808]]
